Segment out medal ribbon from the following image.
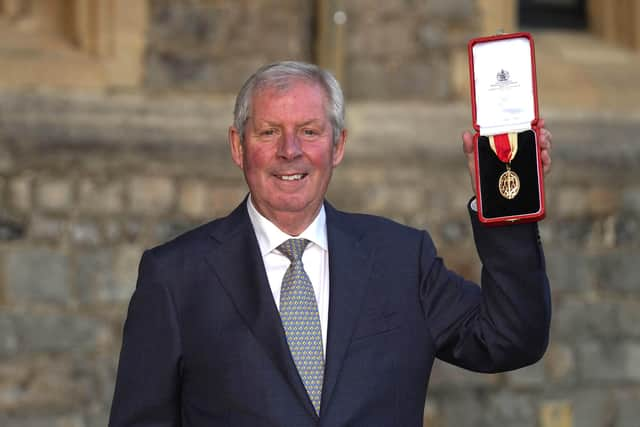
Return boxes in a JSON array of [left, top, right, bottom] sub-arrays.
[[489, 133, 518, 163]]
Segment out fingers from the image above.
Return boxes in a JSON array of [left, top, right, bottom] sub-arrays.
[[462, 130, 474, 154], [538, 119, 552, 176]]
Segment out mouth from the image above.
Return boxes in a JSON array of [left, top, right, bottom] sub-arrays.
[[275, 173, 308, 181]]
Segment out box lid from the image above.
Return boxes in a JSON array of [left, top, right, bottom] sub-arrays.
[[469, 32, 539, 136]]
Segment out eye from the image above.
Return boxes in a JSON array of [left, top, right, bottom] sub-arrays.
[[302, 128, 318, 137], [260, 128, 277, 137]]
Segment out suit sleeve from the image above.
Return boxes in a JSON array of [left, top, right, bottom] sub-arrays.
[[420, 204, 551, 373], [109, 250, 182, 427]]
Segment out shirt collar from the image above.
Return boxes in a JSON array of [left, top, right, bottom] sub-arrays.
[[247, 195, 328, 256]]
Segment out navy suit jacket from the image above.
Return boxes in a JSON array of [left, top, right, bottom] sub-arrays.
[[109, 200, 550, 427]]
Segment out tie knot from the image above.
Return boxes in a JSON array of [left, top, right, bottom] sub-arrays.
[[277, 238, 310, 262]]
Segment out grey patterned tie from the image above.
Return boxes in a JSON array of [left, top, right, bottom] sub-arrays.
[[278, 238, 324, 414]]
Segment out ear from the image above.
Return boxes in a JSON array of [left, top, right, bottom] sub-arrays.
[[332, 129, 347, 167], [229, 126, 244, 169]]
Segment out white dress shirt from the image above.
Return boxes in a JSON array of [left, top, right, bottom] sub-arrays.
[[246, 196, 330, 353]]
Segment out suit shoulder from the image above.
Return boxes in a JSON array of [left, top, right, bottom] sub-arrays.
[[332, 209, 424, 239], [144, 216, 225, 261]]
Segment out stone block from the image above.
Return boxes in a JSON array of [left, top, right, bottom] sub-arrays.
[[544, 343, 576, 384], [618, 300, 640, 337], [14, 313, 101, 353], [505, 359, 545, 389], [5, 247, 71, 304], [438, 393, 484, 427], [587, 187, 620, 216], [129, 176, 175, 215], [553, 186, 589, 218], [0, 313, 18, 357], [179, 179, 209, 218], [544, 248, 595, 292], [0, 355, 93, 414], [485, 391, 536, 427], [596, 251, 639, 291], [76, 249, 114, 305], [426, 0, 476, 20], [70, 220, 102, 246], [36, 178, 74, 212], [572, 389, 616, 427], [576, 341, 640, 383], [614, 212, 640, 247], [0, 414, 85, 427], [209, 186, 246, 216], [429, 358, 500, 390], [539, 400, 573, 427], [9, 176, 32, 212], [154, 220, 200, 243], [28, 215, 68, 242], [113, 245, 143, 302], [78, 179, 124, 214], [0, 146, 13, 173], [617, 393, 640, 427], [622, 187, 640, 213], [552, 300, 618, 339], [0, 215, 26, 241]]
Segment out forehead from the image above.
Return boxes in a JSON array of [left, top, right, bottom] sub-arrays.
[[250, 80, 329, 120]]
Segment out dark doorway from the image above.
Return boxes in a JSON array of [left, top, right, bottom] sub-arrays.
[[519, 0, 587, 29]]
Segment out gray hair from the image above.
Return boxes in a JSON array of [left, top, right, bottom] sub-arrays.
[[233, 61, 345, 144]]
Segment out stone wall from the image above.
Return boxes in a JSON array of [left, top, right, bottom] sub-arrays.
[[1, 1, 639, 426], [1, 89, 640, 426], [143, 0, 475, 100]]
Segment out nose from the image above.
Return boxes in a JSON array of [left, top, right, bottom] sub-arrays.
[[276, 131, 302, 160]]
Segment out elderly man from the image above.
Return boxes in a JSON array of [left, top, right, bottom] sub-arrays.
[[109, 61, 552, 427]]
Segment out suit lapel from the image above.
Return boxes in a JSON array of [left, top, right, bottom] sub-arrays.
[[204, 201, 318, 418], [320, 204, 375, 414]]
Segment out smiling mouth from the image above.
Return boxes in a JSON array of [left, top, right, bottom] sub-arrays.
[[277, 173, 307, 181]]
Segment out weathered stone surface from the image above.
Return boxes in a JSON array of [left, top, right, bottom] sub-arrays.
[[545, 342, 576, 384], [70, 220, 102, 246], [5, 247, 70, 304], [0, 414, 85, 427], [577, 341, 640, 383], [622, 187, 640, 213], [28, 215, 67, 241], [78, 179, 124, 214], [14, 313, 101, 353], [76, 249, 114, 305], [179, 179, 209, 218], [429, 358, 500, 390], [539, 400, 573, 427], [129, 176, 175, 215], [571, 389, 617, 427], [36, 178, 74, 212], [0, 313, 18, 357], [0, 355, 93, 413], [145, 0, 313, 91], [0, 214, 26, 241], [544, 248, 595, 292], [617, 393, 640, 427], [618, 300, 640, 337], [484, 392, 536, 427], [112, 245, 143, 302], [596, 251, 640, 291], [0, 145, 13, 173], [553, 299, 619, 339], [8, 176, 32, 212], [438, 393, 485, 427], [505, 359, 545, 388]]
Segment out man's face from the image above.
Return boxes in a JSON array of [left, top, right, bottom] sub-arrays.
[[229, 80, 346, 233]]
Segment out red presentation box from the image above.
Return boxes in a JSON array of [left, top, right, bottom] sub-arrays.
[[468, 32, 545, 226]]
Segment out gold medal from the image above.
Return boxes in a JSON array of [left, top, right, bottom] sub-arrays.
[[489, 133, 520, 199], [498, 164, 520, 199]]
